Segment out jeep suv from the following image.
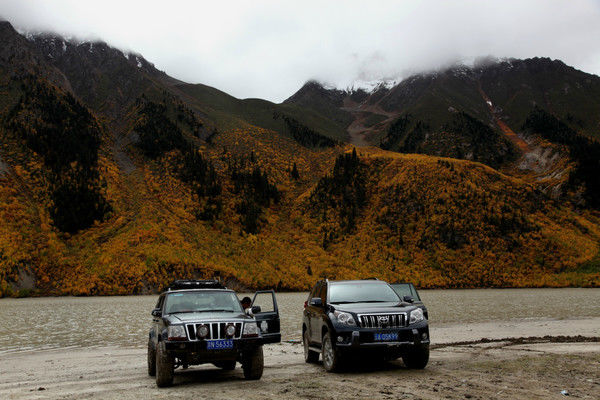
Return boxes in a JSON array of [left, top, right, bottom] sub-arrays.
[[302, 279, 429, 372], [147, 280, 281, 387]]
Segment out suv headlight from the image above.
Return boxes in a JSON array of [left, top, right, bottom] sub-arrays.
[[167, 325, 187, 341], [332, 311, 356, 326], [243, 322, 259, 337], [409, 308, 424, 324]]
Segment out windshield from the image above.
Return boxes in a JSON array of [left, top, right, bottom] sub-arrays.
[[164, 291, 243, 314], [329, 282, 400, 304], [390, 283, 421, 301]]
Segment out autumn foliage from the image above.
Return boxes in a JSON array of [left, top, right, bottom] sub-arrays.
[[0, 84, 599, 297]]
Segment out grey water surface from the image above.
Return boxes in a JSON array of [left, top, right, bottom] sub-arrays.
[[0, 288, 598, 353]]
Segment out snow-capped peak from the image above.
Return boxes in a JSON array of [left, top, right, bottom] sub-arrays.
[[345, 78, 398, 93]]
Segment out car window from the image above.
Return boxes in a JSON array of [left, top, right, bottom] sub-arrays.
[[252, 292, 275, 313], [390, 284, 421, 301], [329, 282, 400, 304], [318, 284, 327, 303], [164, 291, 243, 314], [155, 295, 165, 310], [308, 283, 321, 301]]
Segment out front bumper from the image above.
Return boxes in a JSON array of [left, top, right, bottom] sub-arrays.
[[164, 335, 274, 354], [333, 321, 429, 350]]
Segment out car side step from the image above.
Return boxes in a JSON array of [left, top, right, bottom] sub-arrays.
[[309, 345, 321, 353]]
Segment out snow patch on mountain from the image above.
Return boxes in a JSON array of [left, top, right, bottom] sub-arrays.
[[346, 79, 398, 93]]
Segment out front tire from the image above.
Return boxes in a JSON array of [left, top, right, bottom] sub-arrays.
[[322, 332, 341, 372], [402, 343, 429, 369], [242, 346, 264, 380], [304, 330, 319, 363], [155, 341, 174, 387], [147, 340, 156, 376]]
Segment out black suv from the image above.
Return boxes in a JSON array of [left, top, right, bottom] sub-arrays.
[[147, 280, 281, 387], [302, 279, 429, 372]]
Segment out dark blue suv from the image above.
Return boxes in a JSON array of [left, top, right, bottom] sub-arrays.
[[302, 279, 429, 372]]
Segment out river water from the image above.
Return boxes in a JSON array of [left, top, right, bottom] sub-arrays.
[[0, 288, 598, 354]]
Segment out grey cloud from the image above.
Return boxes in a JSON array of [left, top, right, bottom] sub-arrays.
[[1, 0, 599, 102]]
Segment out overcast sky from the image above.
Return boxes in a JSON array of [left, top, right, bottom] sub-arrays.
[[1, 0, 600, 102]]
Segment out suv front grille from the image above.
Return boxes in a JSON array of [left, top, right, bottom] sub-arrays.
[[357, 313, 406, 328], [185, 322, 243, 341]]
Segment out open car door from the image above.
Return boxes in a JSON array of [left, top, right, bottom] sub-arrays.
[[251, 290, 281, 344], [390, 283, 428, 319]]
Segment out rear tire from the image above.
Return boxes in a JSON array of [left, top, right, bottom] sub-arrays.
[[322, 332, 341, 372], [402, 343, 429, 369], [242, 346, 264, 380], [304, 330, 319, 363], [214, 360, 236, 370], [155, 341, 174, 387], [147, 340, 156, 377]]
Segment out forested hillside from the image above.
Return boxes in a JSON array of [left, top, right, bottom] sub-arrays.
[[0, 20, 598, 296]]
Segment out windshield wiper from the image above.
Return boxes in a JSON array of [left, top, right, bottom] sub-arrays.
[[330, 301, 356, 304], [170, 309, 235, 314], [355, 300, 389, 303]]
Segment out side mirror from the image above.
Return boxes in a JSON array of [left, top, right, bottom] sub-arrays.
[[151, 308, 162, 317], [309, 297, 323, 307], [251, 305, 262, 314], [403, 295, 414, 303]]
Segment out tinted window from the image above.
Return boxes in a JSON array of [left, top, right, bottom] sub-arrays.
[[308, 283, 321, 301], [390, 284, 421, 301], [318, 284, 327, 303], [156, 295, 165, 309], [329, 282, 400, 304], [164, 291, 243, 314]]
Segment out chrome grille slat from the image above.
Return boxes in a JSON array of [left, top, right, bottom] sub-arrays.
[[185, 322, 243, 341], [357, 313, 407, 328]]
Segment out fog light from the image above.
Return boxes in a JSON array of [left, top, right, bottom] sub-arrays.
[[226, 324, 236, 337], [337, 336, 344, 343], [422, 333, 428, 341], [197, 324, 209, 338]]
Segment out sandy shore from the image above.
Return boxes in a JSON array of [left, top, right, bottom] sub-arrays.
[[1, 318, 598, 400]]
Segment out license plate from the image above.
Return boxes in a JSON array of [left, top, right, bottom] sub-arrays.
[[206, 340, 234, 350], [374, 333, 398, 342]]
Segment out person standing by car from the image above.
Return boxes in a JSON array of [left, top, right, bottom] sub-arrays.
[[240, 296, 252, 313]]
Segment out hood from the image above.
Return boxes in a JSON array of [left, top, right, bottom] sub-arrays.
[[166, 311, 248, 323], [332, 302, 418, 314]]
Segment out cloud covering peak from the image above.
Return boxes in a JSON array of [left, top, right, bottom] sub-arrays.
[[1, 0, 600, 102]]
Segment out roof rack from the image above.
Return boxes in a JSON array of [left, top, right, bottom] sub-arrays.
[[165, 279, 226, 291]]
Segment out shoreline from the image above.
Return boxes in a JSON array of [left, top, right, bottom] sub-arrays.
[[3, 285, 600, 299]]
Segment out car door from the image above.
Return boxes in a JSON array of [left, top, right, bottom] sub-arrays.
[[314, 283, 328, 345], [307, 283, 324, 341], [150, 294, 165, 345], [251, 290, 281, 344], [390, 283, 428, 319], [305, 283, 319, 341]]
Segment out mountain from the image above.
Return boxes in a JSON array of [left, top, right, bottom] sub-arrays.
[[286, 58, 600, 204], [0, 20, 598, 296], [286, 58, 600, 145]]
